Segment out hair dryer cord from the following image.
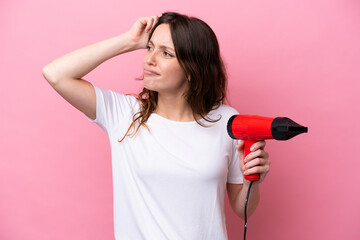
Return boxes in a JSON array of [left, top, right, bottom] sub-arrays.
[[243, 180, 254, 240]]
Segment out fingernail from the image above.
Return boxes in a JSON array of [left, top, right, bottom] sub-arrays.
[[250, 147, 254, 151]]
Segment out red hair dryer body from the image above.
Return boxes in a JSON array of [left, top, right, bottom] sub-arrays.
[[227, 115, 308, 181]]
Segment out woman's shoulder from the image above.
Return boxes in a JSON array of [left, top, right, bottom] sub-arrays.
[[92, 83, 140, 110], [211, 104, 239, 116], [97, 84, 138, 102], [205, 104, 239, 126]]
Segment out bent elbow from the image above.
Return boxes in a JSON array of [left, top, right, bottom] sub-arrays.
[[42, 64, 60, 84], [42, 64, 53, 82]]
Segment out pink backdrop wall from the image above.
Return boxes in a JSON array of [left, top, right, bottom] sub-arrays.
[[1, 0, 359, 239]]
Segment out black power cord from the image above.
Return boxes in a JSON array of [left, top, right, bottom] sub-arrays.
[[243, 180, 254, 240]]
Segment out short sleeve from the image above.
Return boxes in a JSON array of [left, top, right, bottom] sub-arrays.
[[227, 139, 244, 184], [84, 82, 139, 134]]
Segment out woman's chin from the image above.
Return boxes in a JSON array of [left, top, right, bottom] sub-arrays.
[[143, 82, 156, 92]]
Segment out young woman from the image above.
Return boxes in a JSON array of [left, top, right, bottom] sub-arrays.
[[43, 12, 270, 240]]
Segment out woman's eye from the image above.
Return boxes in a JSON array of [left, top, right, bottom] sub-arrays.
[[164, 51, 173, 57], [146, 45, 153, 50]]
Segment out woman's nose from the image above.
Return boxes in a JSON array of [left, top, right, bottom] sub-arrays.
[[146, 51, 157, 65]]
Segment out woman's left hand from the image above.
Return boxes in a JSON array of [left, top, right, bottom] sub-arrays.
[[237, 140, 271, 183]]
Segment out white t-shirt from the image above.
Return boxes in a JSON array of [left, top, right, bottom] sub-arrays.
[[85, 83, 243, 240]]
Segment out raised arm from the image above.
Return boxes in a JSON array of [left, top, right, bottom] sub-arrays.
[[42, 16, 159, 120]]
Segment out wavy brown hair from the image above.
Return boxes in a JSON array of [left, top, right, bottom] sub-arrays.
[[118, 12, 228, 142]]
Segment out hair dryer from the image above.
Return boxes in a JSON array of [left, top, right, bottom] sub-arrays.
[[227, 115, 308, 181]]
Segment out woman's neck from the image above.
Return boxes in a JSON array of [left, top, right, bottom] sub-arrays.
[[155, 93, 196, 122]]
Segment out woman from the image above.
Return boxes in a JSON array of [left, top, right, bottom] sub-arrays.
[[43, 12, 270, 240]]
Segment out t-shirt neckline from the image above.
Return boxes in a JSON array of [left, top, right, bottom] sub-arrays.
[[151, 113, 199, 125]]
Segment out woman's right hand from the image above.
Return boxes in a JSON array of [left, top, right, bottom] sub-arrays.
[[126, 16, 159, 50]]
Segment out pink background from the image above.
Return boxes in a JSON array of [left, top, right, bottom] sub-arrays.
[[1, 0, 359, 239]]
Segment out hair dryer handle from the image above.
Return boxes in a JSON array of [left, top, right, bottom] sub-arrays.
[[243, 140, 260, 181]]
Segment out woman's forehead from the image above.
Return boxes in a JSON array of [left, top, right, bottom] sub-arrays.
[[150, 24, 174, 48]]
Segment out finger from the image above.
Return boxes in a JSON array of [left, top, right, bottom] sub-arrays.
[[258, 167, 270, 183], [244, 149, 268, 163], [243, 154, 270, 174], [250, 140, 266, 151], [145, 17, 155, 33], [151, 15, 159, 29], [243, 165, 262, 176], [244, 162, 270, 176], [138, 17, 148, 29], [243, 157, 268, 170], [236, 140, 245, 159], [236, 140, 245, 151]]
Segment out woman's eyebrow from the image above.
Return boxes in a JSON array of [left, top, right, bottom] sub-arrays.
[[148, 40, 175, 52]]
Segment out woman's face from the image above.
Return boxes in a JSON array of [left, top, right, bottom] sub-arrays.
[[142, 24, 188, 96]]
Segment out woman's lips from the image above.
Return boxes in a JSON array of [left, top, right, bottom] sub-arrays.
[[144, 69, 160, 75]]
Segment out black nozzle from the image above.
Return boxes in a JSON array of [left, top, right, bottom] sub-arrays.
[[227, 115, 237, 139], [271, 117, 308, 140]]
